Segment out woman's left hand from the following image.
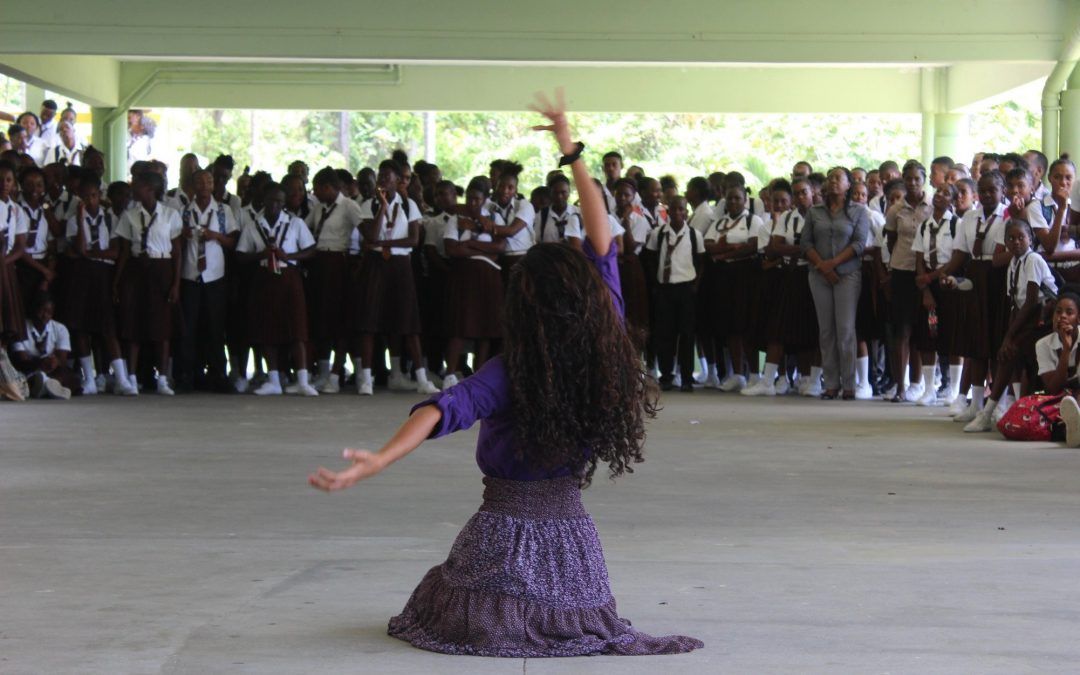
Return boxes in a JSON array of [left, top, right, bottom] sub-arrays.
[[309, 449, 386, 492], [823, 269, 841, 285], [529, 88, 576, 156]]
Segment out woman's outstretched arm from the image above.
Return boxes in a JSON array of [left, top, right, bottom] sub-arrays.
[[308, 405, 443, 492], [530, 88, 611, 256]]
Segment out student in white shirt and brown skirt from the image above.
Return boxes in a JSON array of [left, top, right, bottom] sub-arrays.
[[352, 159, 439, 396], [305, 167, 364, 393], [613, 178, 651, 353], [114, 171, 183, 396], [0, 161, 28, 346], [420, 181, 459, 380], [235, 182, 317, 396], [15, 166, 59, 317], [440, 180, 506, 388]]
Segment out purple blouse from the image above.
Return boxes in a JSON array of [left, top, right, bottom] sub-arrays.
[[411, 239, 624, 480]]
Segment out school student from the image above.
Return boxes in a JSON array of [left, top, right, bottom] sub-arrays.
[[744, 178, 793, 396], [1005, 167, 1058, 255], [442, 180, 506, 387], [10, 292, 77, 399], [638, 176, 669, 229], [911, 184, 963, 406], [211, 155, 243, 221], [114, 171, 183, 396], [419, 180, 457, 379], [165, 153, 200, 212], [235, 182, 318, 396], [1038, 158, 1080, 283], [601, 150, 625, 213], [353, 159, 439, 396], [174, 169, 240, 392], [64, 176, 130, 395], [643, 196, 705, 391], [686, 177, 715, 235], [851, 180, 886, 398], [304, 167, 364, 393], [612, 178, 651, 352], [533, 173, 583, 246], [15, 166, 58, 315], [227, 171, 272, 393], [486, 163, 535, 279], [1035, 293, 1080, 446], [47, 121, 84, 166], [704, 185, 763, 392], [0, 160, 29, 345], [965, 219, 1057, 432]]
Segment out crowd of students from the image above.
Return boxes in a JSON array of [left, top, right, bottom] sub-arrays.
[[2, 101, 1079, 442]]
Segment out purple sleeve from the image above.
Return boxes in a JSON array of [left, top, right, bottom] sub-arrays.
[[409, 357, 511, 438], [583, 238, 625, 320]]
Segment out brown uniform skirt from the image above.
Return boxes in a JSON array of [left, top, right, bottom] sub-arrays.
[[856, 259, 885, 342], [306, 251, 348, 342], [753, 263, 787, 349], [0, 257, 26, 342], [447, 257, 504, 339], [713, 257, 758, 339], [913, 281, 961, 354], [118, 257, 175, 342], [353, 252, 422, 335], [961, 260, 1007, 359], [15, 260, 47, 320], [421, 264, 450, 340], [782, 264, 819, 352], [62, 259, 116, 336], [617, 254, 649, 344], [247, 265, 309, 346]]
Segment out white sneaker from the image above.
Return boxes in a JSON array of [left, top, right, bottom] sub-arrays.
[[389, 372, 417, 391], [693, 371, 707, 385], [311, 373, 329, 390], [775, 376, 791, 396], [233, 377, 249, 394], [673, 372, 683, 388], [417, 379, 440, 395], [81, 379, 98, 395], [963, 410, 994, 432], [880, 384, 897, 400], [740, 379, 775, 397], [803, 379, 823, 398], [442, 373, 460, 389], [916, 387, 938, 407], [254, 380, 283, 396], [284, 380, 300, 394], [991, 399, 1010, 425], [703, 372, 722, 389], [319, 374, 340, 394], [357, 378, 374, 396], [45, 378, 72, 400], [949, 396, 970, 417], [954, 402, 979, 423], [156, 376, 175, 396], [1060, 396, 1080, 447], [128, 374, 140, 396], [903, 382, 924, 403], [95, 373, 107, 392], [855, 383, 874, 400], [719, 374, 746, 392], [296, 383, 319, 397]]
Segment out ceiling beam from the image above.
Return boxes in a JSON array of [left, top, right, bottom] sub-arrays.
[[0, 55, 119, 107]]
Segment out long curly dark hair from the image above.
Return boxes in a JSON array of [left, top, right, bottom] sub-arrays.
[[503, 243, 658, 487]]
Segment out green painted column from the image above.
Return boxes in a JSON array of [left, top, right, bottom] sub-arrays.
[[90, 106, 128, 181], [933, 113, 969, 165], [921, 112, 935, 168], [23, 83, 44, 111], [1059, 68, 1080, 161]]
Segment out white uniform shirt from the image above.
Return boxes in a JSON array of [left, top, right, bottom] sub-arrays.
[[38, 118, 58, 149], [869, 193, 890, 215], [608, 214, 626, 238], [357, 193, 419, 256], [688, 202, 715, 235], [864, 209, 886, 253], [534, 205, 583, 244], [1036, 329, 1080, 377], [1006, 250, 1056, 309], [422, 213, 452, 259], [18, 200, 52, 260], [65, 207, 116, 265], [486, 197, 535, 254], [640, 203, 669, 230], [772, 208, 809, 266], [444, 211, 504, 269], [218, 192, 243, 222], [12, 319, 71, 358], [165, 189, 195, 214], [954, 203, 1007, 261], [704, 211, 763, 253], [306, 192, 364, 252], [115, 202, 183, 258], [910, 211, 957, 272], [613, 211, 652, 254], [645, 223, 704, 284], [46, 142, 84, 167], [181, 199, 239, 283], [236, 210, 315, 270], [25, 135, 48, 166], [0, 197, 30, 254]]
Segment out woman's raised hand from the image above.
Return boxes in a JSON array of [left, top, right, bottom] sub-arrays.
[[529, 88, 575, 155], [308, 449, 386, 492]]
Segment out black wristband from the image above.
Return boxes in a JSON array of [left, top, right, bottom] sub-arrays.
[[558, 141, 585, 167]]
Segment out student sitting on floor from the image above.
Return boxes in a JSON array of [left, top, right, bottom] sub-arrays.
[[10, 292, 78, 399]]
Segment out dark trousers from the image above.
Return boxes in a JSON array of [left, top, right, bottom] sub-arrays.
[[653, 281, 696, 382], [178, 277, 228, 384]]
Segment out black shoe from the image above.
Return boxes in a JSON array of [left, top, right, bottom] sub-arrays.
[[660, 378, 674, 391], [680, 382, 694, 393]]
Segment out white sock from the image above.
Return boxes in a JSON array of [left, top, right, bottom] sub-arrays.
[[949, 364, 963, 399], [856, 356, 869, 387], [921, 365, 936, 392], [971, 385, 985, 410], [708, 363, 718, 379], [810, 366, 822, 382], [390, 356, 401, 377], [352, 357, 362, 377], [698, 356, 708, 375], [111, 358, 129, 382], [763, 362, 779, 383], [415, 367, 430, 384], [983, 397, 998, 414], [317, 360, 331, 379], [268, 371, 281, 387], [298, 369, 310, 387], [79, 356, 96, 381], [361, 367, 372, 384]]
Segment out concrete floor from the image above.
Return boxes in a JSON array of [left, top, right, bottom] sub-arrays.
[[2, 388, 1080, 674]]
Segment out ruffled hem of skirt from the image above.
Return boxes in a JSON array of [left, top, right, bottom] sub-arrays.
[[387, 565, 704, 658]]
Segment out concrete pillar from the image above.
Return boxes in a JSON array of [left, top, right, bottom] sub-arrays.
[[23, 84, 45, 112], [90, 106, 128, 182], [933, 112, 969, 165], [1059, 69, 1080, 160], [921, 111, 935, 168]]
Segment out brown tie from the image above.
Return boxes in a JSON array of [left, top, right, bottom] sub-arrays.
[[662, 230, 685, 283]]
